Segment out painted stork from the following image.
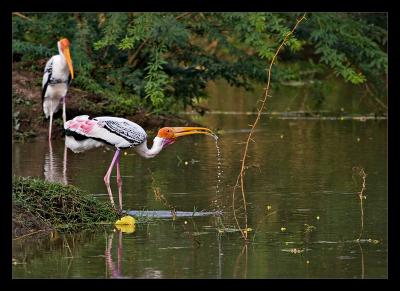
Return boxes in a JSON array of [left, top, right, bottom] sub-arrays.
[[64, 115, 215, 212], [42, 38, 74, 141]]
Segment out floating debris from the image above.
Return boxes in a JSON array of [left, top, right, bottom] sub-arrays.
[[282, 248, 304, 254], [336, 256, 356, 260], [304, 224, 316, 233], [115, 216, 136, 234]]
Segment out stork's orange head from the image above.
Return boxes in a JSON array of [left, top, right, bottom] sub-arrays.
[[156, 126, 216, 148], [157, 127, 175, 140], [58, 38, 74, 79], [59, 38, 71, 49]]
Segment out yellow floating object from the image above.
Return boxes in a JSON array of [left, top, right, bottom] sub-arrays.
[[115, 215, 136, 226], [115, 216, 136, 234]]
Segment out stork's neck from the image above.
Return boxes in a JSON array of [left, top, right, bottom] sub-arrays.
[[134, 137, 164, 159]]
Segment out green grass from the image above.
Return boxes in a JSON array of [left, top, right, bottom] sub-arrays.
[[13, 176, 119, 232]]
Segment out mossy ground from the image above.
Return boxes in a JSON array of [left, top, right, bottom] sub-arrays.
[[12, 176, 119, 239]]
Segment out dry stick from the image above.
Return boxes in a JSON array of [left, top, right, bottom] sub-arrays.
[[13, 229, 48, 241], [12, 12, 32, 21], [353, 167, 367, 278], [232, 13, 307, 240], [148, 168, 177, 219], [357, 167, 367, 241]]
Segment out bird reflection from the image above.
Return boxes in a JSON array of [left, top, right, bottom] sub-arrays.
[[105, 230, 123, 279], [105, 229, 164, 279], [44, 141, 67, 185]]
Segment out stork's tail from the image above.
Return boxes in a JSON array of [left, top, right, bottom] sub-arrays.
[[64, 115, 90, 129]]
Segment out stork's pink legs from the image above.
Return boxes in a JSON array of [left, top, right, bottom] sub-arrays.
[[116, 155, 123, 212], [48, 112, 53, 141], [62, 96, 67, 124], [104, 149, 121, 211]]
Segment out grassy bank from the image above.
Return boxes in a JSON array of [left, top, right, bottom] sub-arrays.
[[12, 176, 119, 239]]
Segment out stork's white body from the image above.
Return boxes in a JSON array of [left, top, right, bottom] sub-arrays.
[[42, 55, 69, 118], [42, 40, 73, 140]]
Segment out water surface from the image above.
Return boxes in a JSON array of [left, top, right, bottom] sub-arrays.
[[12, 80, 387, 278]]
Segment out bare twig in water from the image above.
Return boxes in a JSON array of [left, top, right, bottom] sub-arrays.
[[148, 168, 176, 219], [352, 166, 367, 279], [232, 13, 307, 240], [353, 167, 367, 240]]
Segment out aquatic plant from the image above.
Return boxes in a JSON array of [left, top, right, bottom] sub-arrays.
[[12, 176, 119, 234], [232, 13, 307, 240]]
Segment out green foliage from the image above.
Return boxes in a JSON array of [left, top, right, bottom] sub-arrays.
[[12, 91, 36, 141], [12, 12, 387, 114]]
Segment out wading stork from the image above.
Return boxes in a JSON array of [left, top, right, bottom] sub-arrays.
[[64, 115, 215, 212], [42, 38, 74, 141]]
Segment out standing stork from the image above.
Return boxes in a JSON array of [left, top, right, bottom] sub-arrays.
[[42, 38, 74, 141], [64, 115, 215, 212]]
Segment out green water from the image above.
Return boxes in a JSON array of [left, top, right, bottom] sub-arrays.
[[12, 81, 387, 278]]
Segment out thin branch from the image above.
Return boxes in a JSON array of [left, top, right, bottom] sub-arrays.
[[232, 13, 307, 241], [12, 12, 32, 21], [13, 229, 48, 240], [355, 167, 367, 241], [175, 12, 191, 20]]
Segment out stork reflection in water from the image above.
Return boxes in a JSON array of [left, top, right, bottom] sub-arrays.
[[44, 141, 68, 185]]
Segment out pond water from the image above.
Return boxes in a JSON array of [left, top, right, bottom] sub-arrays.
[[12, 81, 387, 278]]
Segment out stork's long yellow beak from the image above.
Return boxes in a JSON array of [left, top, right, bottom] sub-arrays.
[[63, 47, 74, 79], [172, 127, 216, 138]]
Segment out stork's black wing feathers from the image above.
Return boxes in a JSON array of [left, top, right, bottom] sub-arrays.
[[67, 73, 72, 86], [42, 59, 53, 104], [102, 120, 146, 146]]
